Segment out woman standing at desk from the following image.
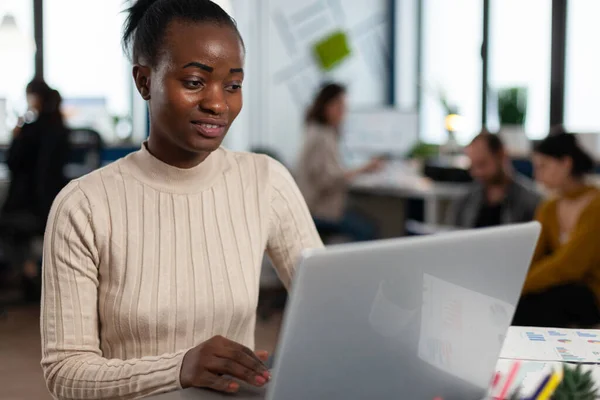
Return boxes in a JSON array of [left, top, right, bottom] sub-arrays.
[[295, 83, 383, 242], [514, 132, 600, 327], [40, 1, 322, 399]]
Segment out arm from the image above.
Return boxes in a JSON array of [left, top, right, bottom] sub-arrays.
[[305, 138, 347, 192], [6, 126, 35, 172], [41, 182, 187, 400], [266, 159, 324, 288], [522, 201, 599, 294]]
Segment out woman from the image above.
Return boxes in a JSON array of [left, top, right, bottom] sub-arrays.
[[0, 80, 70, 301], [295, 83, 383, 242], [40, 1, 322, 399], [513, 132, 600, 328]]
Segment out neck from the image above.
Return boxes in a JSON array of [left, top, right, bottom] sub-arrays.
[[147, 133, 210, 169], [486, 172, 511, 189], [484, 174, 511, 204], [559, 179, 587, 196]]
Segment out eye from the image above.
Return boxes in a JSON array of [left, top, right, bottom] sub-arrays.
[[183, 80, 204, 90], [225, 83, 242, 92]]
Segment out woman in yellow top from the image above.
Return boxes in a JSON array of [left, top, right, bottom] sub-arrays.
[[513, 132, 600, 328]]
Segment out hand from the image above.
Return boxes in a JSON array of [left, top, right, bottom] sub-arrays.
[[12, 122, 23, 138], [362, 157, 385, 174], [179, 335, 271, 393]]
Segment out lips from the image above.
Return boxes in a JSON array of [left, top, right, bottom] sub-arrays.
[[191, 120, 227, 139]]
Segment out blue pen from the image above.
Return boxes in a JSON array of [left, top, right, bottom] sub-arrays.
[[528, 373, 551, 400]]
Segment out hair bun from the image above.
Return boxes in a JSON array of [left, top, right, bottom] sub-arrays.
[[122, 0, 161, 59]]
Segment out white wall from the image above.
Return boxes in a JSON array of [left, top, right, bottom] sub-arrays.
[[230, 0, 391, 166]]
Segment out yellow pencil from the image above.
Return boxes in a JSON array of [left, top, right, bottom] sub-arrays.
[[536, 368, 563, 400]]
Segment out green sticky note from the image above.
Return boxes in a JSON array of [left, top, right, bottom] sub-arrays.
[[313, 30, 351, 71]]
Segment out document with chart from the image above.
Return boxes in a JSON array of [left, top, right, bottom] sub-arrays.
[[500, 327, 600, 362]]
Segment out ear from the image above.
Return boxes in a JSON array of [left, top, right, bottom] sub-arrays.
[[133, 64, 152, 101], [564, 156, 574, 172]]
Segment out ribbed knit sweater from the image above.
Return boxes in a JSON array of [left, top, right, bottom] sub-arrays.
[[40, 144, 322, 400]]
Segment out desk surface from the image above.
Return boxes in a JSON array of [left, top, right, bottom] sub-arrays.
[[150, 386, 266, 400], [350, 162, 469, 199]]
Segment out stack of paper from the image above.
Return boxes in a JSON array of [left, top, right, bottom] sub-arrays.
[[500, 327, 600, 363]]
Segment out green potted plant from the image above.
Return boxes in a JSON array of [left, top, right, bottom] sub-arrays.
[[497, 86, 530, 155], [498, 87, 527, 126], [553, 364, 598, 400]]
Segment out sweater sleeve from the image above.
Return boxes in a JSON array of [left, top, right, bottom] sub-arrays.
[[303, 130, 346, 193], [522, 199, 600, 294], [266, 158, 324, 288], [41, 182, 187, 400]]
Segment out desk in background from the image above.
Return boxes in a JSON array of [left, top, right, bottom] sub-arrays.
[[349, 161, 469, 236]]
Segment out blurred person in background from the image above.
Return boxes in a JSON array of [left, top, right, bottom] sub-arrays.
[[447, 131, 540, 228], [0, 79, 70, 302], [514, 132, 600, 328], [295, 82, 383, 242]]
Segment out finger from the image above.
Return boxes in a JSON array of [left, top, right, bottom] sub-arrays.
[[236, 343, 269, 368], [255, 350, 269, 362], [218, 340, 269, 374], [203, 372, 240, 393], [207, 357, 268, 387]]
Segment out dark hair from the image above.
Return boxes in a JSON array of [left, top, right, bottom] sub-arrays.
[[534, 132, 595, 177], [25, 79, 65, 127], [305, 82, 346, 126], [122, 0, 243, 66], [26, 79, 51, 101], [469, 131, 504, 155]]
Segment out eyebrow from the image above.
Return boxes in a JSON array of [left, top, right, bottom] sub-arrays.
[[182, 62, 244, 74], [183, 62, 213, 72]]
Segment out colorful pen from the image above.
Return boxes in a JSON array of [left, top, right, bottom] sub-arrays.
[[497, 360, 522, 400], [536, 369, 563, 400], [527, 373, 550, 400]]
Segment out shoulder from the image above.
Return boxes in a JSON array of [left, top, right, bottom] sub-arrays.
[[52, 160, 126, 214], [583, 190, 600, 218], [305, 124, 335, 145], [223, 148, 297, 194], [535, 197, 557, 221], [71, 159, 124, 192], [223, 147, 290, 177], [458, 182, 482, 202], [47, 180, 93, 227]]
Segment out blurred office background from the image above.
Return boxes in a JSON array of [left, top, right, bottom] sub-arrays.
[[1, 0, 599, 163], [1, 0, 600, 398]]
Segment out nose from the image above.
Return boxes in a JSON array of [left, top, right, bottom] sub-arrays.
[[199, 84, 228, 116]]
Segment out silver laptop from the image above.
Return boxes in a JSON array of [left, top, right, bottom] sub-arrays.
[[151, 223, 540, 400], [267, 222, 540, 400]]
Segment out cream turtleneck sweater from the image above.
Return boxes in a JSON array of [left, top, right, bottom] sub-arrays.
[[40, 144, 322, 400]]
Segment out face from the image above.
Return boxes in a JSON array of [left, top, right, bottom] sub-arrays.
[[533, 153, 572, 190], [325, 94, 346, 128], [134, 21, 244, 162], [465, 139, 505, 185], [27, 93, 41, 111]]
